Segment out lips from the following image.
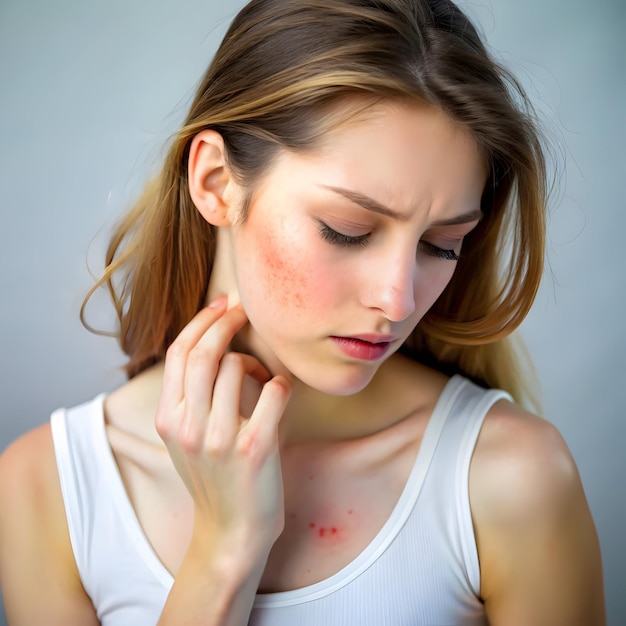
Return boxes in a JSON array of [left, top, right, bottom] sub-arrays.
[[329, 335, 396, 361]]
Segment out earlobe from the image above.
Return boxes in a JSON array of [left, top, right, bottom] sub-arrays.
[[188, 130, 234, 227]]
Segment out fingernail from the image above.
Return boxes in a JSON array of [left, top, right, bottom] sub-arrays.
[[208, 295, 228, 309]]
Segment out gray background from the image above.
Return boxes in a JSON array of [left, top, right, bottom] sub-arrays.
[[0, 0, 624, 623]]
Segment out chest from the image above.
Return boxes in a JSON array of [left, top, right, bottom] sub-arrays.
[[260, 444, 416, 592], [109, 424, 422, 593]]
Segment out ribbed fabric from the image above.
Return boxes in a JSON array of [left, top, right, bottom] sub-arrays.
[[51, 375, 510, 625]]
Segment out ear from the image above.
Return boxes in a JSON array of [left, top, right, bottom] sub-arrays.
[[188, 130, 238, 226]]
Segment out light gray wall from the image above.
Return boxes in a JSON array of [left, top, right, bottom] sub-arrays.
[[1, 1, 624, 624]]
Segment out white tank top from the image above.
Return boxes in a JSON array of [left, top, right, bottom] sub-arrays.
[[51, 375, 510, 626]]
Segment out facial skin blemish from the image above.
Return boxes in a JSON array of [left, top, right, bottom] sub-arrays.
[[319, 527, 326, 537], [348, 509, 353, 515], [309, 475, 314, 480], [331, 527, 337, 535], [310, 523, 316, 529], [256, 230, 307, 309]]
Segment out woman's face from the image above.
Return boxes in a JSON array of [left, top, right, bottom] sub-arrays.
[[228, 101, 486, 395]]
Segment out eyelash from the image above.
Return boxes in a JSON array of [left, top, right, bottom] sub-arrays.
[[318, 223, 369, 247], [318, 223, 460, 261], [420, 241, 460, 262]]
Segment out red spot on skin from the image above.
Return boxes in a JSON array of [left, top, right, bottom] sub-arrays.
[[256, 228, 307, 309], [348, 509, 353, 515], [312, 523, 343, 541], [289, 513, 297, 520], [308, 475, 314, 480], [307, 569, 311, 573]]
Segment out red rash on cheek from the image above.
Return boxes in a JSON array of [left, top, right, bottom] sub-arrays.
[[257, 236, 309, 309]]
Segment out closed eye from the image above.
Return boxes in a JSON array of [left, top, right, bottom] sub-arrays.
[[319, 221, 462, 260], [318, 222, 370, 247], [419, 241, 460, 261]]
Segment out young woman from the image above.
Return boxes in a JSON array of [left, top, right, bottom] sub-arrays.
[[0, 0, 605, 624]]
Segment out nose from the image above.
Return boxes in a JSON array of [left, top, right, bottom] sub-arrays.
[[362, 249, 417, 322]]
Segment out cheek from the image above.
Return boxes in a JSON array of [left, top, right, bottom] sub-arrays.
[[237, 221, 339, 317], [257, 235, 308, 309]]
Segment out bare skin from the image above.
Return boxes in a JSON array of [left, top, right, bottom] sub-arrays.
[[0, 102, 605, 624], [0, 330, 605, 625]]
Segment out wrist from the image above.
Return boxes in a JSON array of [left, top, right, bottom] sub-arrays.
[[159, 542, 265, 626], [187, 520, 271, 582]]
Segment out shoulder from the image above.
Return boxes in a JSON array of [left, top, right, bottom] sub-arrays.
[[0, 423, 69, 570], [469, 399, 605, 625], [470, 400, 575, 525], [0, 424, 99, 624], [0, 423, 59, 524]]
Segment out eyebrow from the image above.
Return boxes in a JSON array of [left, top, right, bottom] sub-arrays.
[[320, 184, 483, 226]]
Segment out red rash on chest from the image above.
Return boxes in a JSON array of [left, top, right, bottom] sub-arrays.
[[310, 523, 340, 539], [308, 509, 355, 543]]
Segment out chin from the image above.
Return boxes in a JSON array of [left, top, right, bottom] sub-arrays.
[[241, 324, 382, 396], [285, 360, 379, 396]]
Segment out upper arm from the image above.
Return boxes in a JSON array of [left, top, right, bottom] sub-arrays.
[[470, 402, 605, 626], [0, 424, 100, 626]]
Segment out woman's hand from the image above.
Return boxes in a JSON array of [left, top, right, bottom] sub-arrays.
[[155, 297, 292, 566]]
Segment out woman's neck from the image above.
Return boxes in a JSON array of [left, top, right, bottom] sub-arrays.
[[108, 348, 443, 453], [236, 346, 437, 446]]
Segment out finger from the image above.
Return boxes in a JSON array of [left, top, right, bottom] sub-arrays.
[[205, 353, 271, 452], [156, 299, 228, 440], [183, 305, 249, 417], [242, 376, 292, 452], [160, 297, 228, 408]]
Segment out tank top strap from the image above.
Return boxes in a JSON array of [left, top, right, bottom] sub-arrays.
[[419, 376, 512, 595], [51, 394, 107, 576]]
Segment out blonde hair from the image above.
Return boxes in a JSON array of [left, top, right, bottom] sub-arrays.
[[83, 0, 547, 409]]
